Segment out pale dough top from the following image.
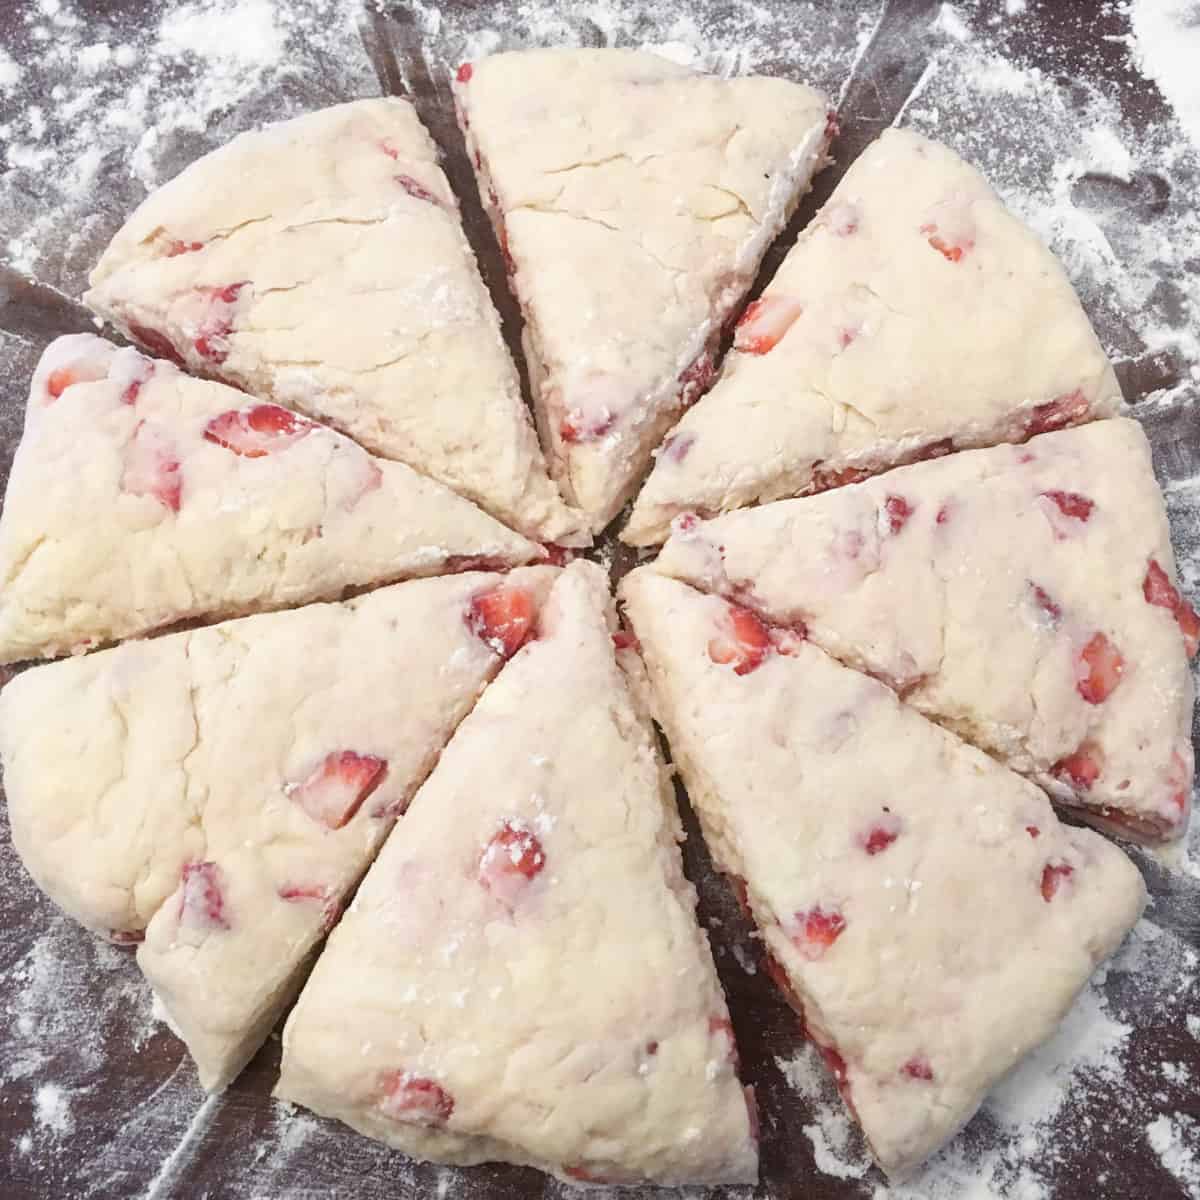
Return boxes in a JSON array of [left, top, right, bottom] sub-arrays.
[[626, 127, 1121, 544], [652, 419, 1195, 843], [619, 569, 1144, 1178], [456, 48, 832, 533], [0, 568, 557, 1089], [0, 333, 540, 663], [277, 561, 758, 1186], [84, 98, 583, 545]]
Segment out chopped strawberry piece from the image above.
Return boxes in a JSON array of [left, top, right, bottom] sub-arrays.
[[119, 359, 154, 406], [1167, 750, 1192, 814], [479, 820, 545, 905], [1076, 632, 1124, 705], [883, 495, 913, 535], [678, 352, 715, 405], [673, 511, 700, 536], [379, 1072, 454, 1125], [1051, 741, 1104, 791], [917, 437, 955, 461], [1026, 825, 1041, 838], [819, 1043, 848, 1089], [902, 1057, 934, 1081], [126, 321, 184, 366], [1041, 490, 1094, 522], [936, 504, 951, 526], [861, 813, 902, 855], [1143, 559, 1200, 658], [733, 295, 804, 355], [559, 410, 615, 443], [825, 110, 840, 141], [1025, 389, 1088, 438], [456, 62, 473, 83], [611, 629, 640, 653], [660, 431, 695, 464], [395, 174, 440, 204], [122, 421, 182, 512], [730, 874, 753, 919], [178, 861, 229, 931], [278, 883, 340, 931], [203, 404, 316, 458], [837, 325, 860, 350], [1029, 582, 1062, 626], [467, 586, 537, 658], [1040, 861, 1074, 902], [707, 603, 771, 676], [379, 139, 400, 160], [812, 462, 871, 491], [193, 281, 248, 363], [744, 1085, 760, 1143], [166, 239, 204, 257], [789, 906, 846, 959], [926, 234, 965, 262], [288, 750, 388, 830], [542, 543, 572, 567], [45, 361, 107, 399]]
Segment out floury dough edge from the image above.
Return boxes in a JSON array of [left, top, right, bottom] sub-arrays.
[[624, 127, 1122, 546], [276, 562, 758, 1186], [83, 98, 587, 548], [454, 48, 834, 535]]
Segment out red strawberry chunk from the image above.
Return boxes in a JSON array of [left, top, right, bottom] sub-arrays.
[[166, 239, 205, 257], [194, 282, 248, 363], [45, 359, 109, 400], [289, 751, 388, 830], [456, 62, 473, 83], [936, 503, 951, 526], [395, 174, 440, 204], [1026, 825, 1041, 839], [917, 437, 955, 461], [379, 1072, 454, 1125], [733, 295, 804, 355], [920, 224, 971, 262], [789, 906, 847, 960], [678, 352, 715, 406], [1041, 490, 1094, 522], [1051, 741, 1104, 791], [203, 404, 316, 458], [902, 1057, 934, 1081], [611, 629, 640, 653], [122, 421, 182, 512], [819, 1043, 849, 1089], [559, 410, 615, 444], [812, 462, 871, 491], [119, 359, 154, 406], [278, 883, 341, 931], [1025, 389, 1088, 437], [1041, 861, 1074, 902], [467, 586, 537, 658], [1167, 750, 1192, 814], [1029, 582, 1063, 627], [883, 495, 913, 535], [744, 1085, 761, 1144], [1143, 559, 1200, 658], [178, 861, 229, 931], [860, 813, 902, 856], [707, 604, 771, 676], [479, 820, 545, 905], [127, 321, 185, 366], [1076, 632, 1125, 705]]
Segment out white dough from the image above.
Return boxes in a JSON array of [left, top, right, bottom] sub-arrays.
[[0, 333, 541, 663], [625, 128, 1122, 544], [651, 420, 1195, 843], [0, 568, 558, 1089], [276, 562, 758, 1186], [455, 49, 832, 534], [619, 569, 1144, 1178], [84, 99, 583, 546]]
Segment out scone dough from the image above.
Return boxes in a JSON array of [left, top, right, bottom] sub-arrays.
[[84, 98, 583, 546], [0, 568, 557, 1089], [619, 570, 1144, 1178], [455, 49, 833, 534], [626, 128, 1121, 544], [651, 420, 1195, 843], [276, 562, 758, 1186], [0, 334, 541, 663]]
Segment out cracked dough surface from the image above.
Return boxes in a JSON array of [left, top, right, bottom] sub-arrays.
[[84, 98, 583, 546], [0, 333, 541, 663], [625, 127, 1121, 545], [455, 48, 831, 533], [276, 561, 757, 1186], [650, 419, 1195, 843], [0, 568, 557, 1089], [619, 569, 1144, 1178]]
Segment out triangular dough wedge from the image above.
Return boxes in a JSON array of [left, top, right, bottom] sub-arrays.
[[0, 568, 557, 1089], [455, 49, 833, 534], [0, 333, 543, 663], [619, 570, 1144, 1178], [625, 128, 1122, 544], [84, 98, 583, 546], [276, 561, 757, 1186], [650, 419, 1195, 843]]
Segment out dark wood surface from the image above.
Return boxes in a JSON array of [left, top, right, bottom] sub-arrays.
[[0, 2, 1197, 1198]]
